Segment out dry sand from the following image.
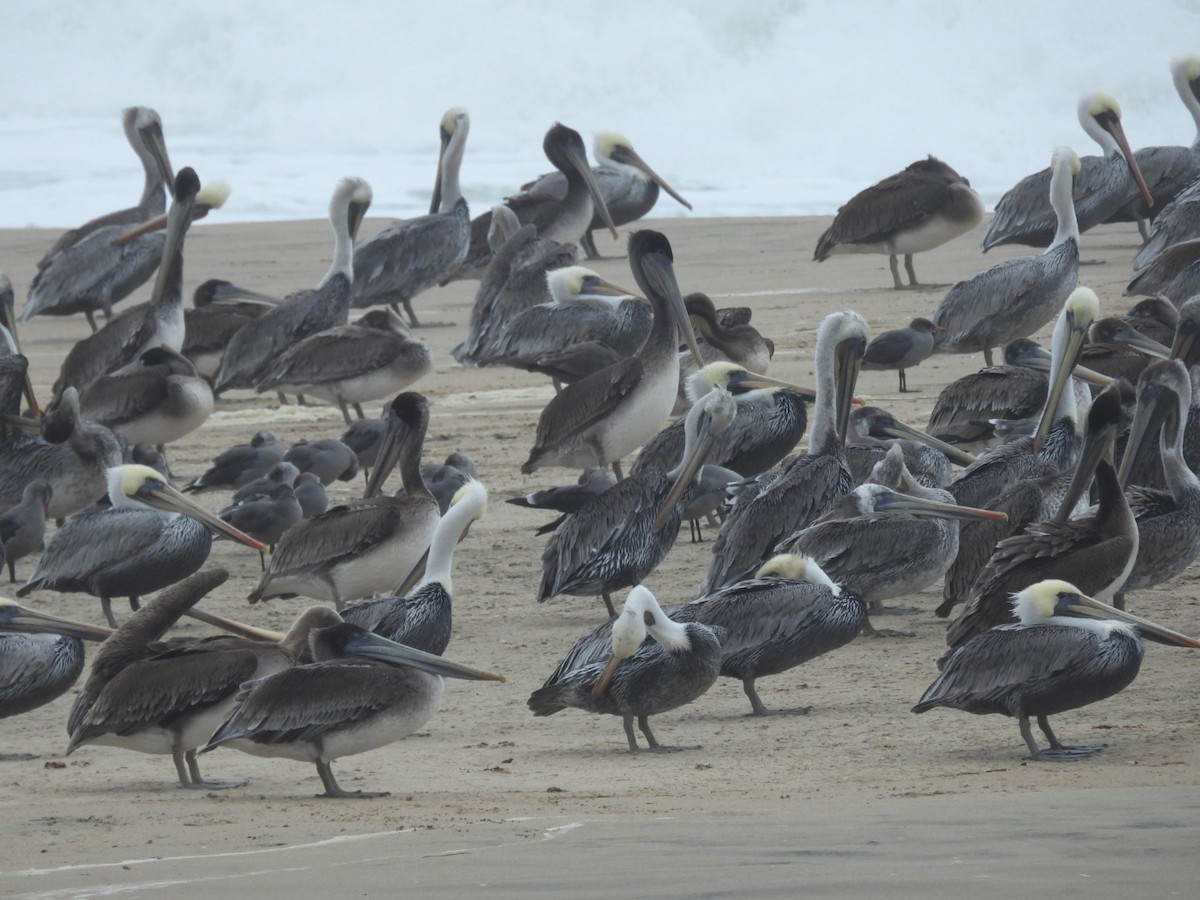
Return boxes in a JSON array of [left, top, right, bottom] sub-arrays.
[[1, 214, 1198, 897]]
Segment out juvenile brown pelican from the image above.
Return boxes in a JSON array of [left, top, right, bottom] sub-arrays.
[[21, 107, 175, 331], [201, 621, 504, 798], [935, 147, 1081, 366], [0, 480, 51, 581], [844, 406, 975, 489], [1108, 55, 1200, 239], [214, 177, 373, 393], [453, 123, 619, 281], [538, 385, 736, 616], [684, 293, 774, 375], [184, 430, 285, 493], [701, 310, 867, 593], [862, 318, 944, 393], [982, 95, 1154, 250], [451, 211, 578, 365], [914, 580, 1200, 760], [342, 480, 486, 652], [79, 346, 213, 449], [352, 108, 470, 326], [1134, 182, 1200, 271], [814, 156, 983, 288], [183, 280, 282, 383], [0, 598, 112, 719], [19, 465, 266, 627], [256, 309, 431, 424], [52, 169, 209, 399], [250, 393, 439, 608], [1127, 237, 1200, 299], [521, 230, 703, 479], [529, 585, 722, 752], [519, 130, 692, 259]]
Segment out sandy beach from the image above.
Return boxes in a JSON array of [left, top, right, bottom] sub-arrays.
[[1, 214, 1198, 897]]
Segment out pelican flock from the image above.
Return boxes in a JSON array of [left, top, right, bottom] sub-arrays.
[[6, 61, 1200, 838]]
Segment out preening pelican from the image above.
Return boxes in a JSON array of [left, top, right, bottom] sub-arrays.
[[982, 95, 1153, 250], [935, 147, 1081, 366], [351, 107, 471, 326], [18, 465, 266, 627], [529, 585, 722, 752], [183, 280, 282, 383], [914, 580, 1200, 760], [201, 622, 504, 798], [814, 156, 982, 288]]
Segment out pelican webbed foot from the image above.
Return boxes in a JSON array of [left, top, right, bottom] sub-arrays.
[[315, 760, 389, 799], [743, 679, 811, 717]]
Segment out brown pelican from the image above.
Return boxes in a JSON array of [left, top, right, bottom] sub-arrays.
[[184, 430, 285, 493], [480, 266, 649, 378], [69, 595, 342, 790], [352, 107, 470, 326], [1079, 315, 1172, 384], [537, 385, 736, 616], [0, 598, 112, 719], [183, 279, 282, 383], [1134, 182, 1200, 271], [814, 156, 983, 288], [201, 621, 504, 798], [213, 176, 373, 393], [844, 406, 975, 489], [255, 309, 432, 424], [914, 580, 1200, 760], [79, 346, 213, 449], [521, 230, 703, 479], [249, 392, 439, 608], [700, 310, 867, 593], [684, 293, 774, 375], [529, 585, 722, 752], [1116, 360, 1200, 597], [1108, 55, 1200, 239], [453, 123, 619, 281], [0, 387, 122, 521], [1127, 236, 1200, 299], [342, 479, 486, 652], [51, 168, 211, 399], [0, 480, 51, 581], [982, 95, 1154, 250], [518, 130, 691, 259], [935, 147, 1081, 366], [20, 107, 175, 331], [862, 318, 944, 393], [18, 465, 266, 627], [451, 210, 578, 365]]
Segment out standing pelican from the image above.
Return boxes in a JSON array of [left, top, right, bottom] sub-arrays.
[[201, 622, 504, 798], [814, 156, 983, 288], [982, 95, 1154, 250], [183, 280, 282, 383], [21, 107, 175, 331], [518, 130, 692, 259], [683, 293, 774, 375], [452, 123, 619, 280], [213, 177, 373, 393], [701, 310, 867, 593], [342, 480, 486, 652], [914, 580, 1200, 760], [862, 318, 944, 393], [249, 393, 439, 608], [18, 465, 266, 627], [529, 585, 722, 752], [935, 147, 1081, 366], [255, 309, 432, 424], [0, 598, 112, 719], [522, 230, 703, 479], [351, 108, 470, 326]]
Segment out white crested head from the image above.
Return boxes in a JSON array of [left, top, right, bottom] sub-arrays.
[[106, 464, 169, 509], [818, 309, 870, 348], [441, 106, 469, 135], [449, 478, 488, 523], [686, 361, 743, 403], [1080, 91, 1121, 120], [1065, 285, 1100, 327], [594, 131, 631, 164], [1173, 54, 1200, 85], [546, 266, 593, 301], [196, 179, 231, 210], [754, 553, 842, 595], [1051, 146, 1082, 178]]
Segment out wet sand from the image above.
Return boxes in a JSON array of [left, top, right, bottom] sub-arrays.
[[1, 214, 1198, 896]]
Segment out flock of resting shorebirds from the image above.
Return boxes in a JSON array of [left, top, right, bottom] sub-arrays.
[[2, 52, 1200, 798]]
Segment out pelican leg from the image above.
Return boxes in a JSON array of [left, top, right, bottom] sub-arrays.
[[581, 230, 617, 261], [352, 403, 365, 420], [315, 759, 388, 799], [1135, 218, 1150, 243], [402, 300, 420, 329], [84, 310, 99, 333], [611, 461, 624, 481], [743, 677, 811, 717], [1037, 715, 1103, 757], [8, 560, 16, 582], [888, 254, 904, 290], [552, 379, 563, 394], [129, 595, 141, 613], [689, 518, 702, 543], [983, 347, 994, 367], [336, 401, 353, 427], [601, 591, 617, 617], [622, 714, 640, 751], [1113, 591, 1126, 611], [1018, 715, 1099, 761], [638, 715, 698, 754], [276, 392, 290, 406], [182, 749, 245, 790], [101, 596, 118, 628], [904, 254, 919, 287]]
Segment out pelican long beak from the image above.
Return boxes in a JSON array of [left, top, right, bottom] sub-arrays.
[[137, 480, 268, 552], [870, 490, 1007, 521], [569, 144, 619, 240], [1022, 344, 1114, 387], [0, 412, 40, 431], [1064, 592, 1200, 647], [615, 145, 692, 210], [871, 416, 978, 467], [1170, 321, 1200, 367], [1033, 307, 1093, 451], [429, 126, 450, 216], [654, 408, 718, 531], [590, 654, 624, 698], [733, 370, 819, 400], [583, 275, 639, 298], [639, 248, 705, 368], [1104, 118, 1154, 209], [344, 630, 506, 681], [182, 605, 286, 641], [1117, 381, 1174, 488], [142, 120, 175, 198], [1054, 416, 1118, 521], [113, 180, 231, 247], [364, 407, 409, 499], [204, 282, 281, 307], [834, 337, 866, 445], [1104, 324, 1171, 359], [0, 600, 114, 642]]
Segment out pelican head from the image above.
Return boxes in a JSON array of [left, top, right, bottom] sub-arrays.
[[1170, 295, 1200, 366], [431, 107, 469, 214], [105, 464, 267, 551], [685, 360, 815, 404], [1076, 93, 1153, 206], [816, 483, 1006, 524], [595, 130, 692, 210], [655, 386, 737, 530], [448, 479, 488, 540], [333, 176, 373, 243], [1172, 54, 1200, 100], [628, 229, 706, 367], [125, 106, 174, 195], [1118, 359, 1190, 487], [817, 311, 869, 444], [545, 123, 618, 239], [113, 171, 230, 246], [440, 106, 469, 142], [546, 266, 635, 303], [1010, 580, 1200, 647], [364, 392, 430, 498], [312, 622, 506, 680], [591, 585, 657, 697], [1033, 286, 1101, 449], [754, 553, 843, 595], [1051, 146, 1082, 180]]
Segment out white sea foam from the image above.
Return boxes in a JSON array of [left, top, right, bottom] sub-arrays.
[[0, 0, 1196, 228]]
